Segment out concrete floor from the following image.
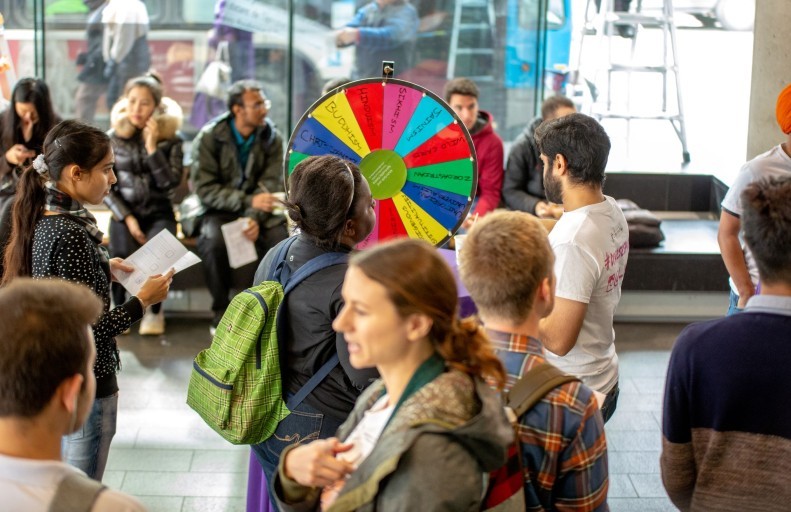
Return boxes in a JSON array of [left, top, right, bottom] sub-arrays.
[[109, 317, 685, 512]]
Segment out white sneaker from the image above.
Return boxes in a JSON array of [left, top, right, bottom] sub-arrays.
[[139, 309, 165, 336]]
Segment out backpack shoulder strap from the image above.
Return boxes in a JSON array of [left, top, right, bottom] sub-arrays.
[[286, 352, 340, 411], [280, 251, 349, 410], [283, 252, 349, 294], [48, 473, 106, 512], [507, 363, 580, 419], [267, 236, 299, 282]]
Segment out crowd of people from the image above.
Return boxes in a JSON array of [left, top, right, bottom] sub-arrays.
[[0, 26, 789, 510]]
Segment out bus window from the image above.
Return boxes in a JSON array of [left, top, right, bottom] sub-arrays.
[[12, 0, 165, 26], [519, 0, 567, 30], [548, 0, 567, 28], [182, 0, 216, 25], [519, 0, 541, 29]]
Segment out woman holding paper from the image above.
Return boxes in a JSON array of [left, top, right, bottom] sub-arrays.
[[1, 119, 173, 481], [105, 73, 184, 335]]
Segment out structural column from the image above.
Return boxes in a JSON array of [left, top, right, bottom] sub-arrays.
[[747, 0, 791, 159]]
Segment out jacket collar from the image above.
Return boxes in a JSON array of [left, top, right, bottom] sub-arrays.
[[329, 370, 512, 511], [212, 113, 275, 147], [470, 110, 494, 138]]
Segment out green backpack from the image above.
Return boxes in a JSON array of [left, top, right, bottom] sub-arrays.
[[186, 236, 347, 444]]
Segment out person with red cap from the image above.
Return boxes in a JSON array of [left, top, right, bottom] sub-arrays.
[[717, 83, 791, 315]]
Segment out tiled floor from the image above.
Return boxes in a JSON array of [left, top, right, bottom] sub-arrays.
[[605, 323, 685, 512], [111, 318, 685, 512]]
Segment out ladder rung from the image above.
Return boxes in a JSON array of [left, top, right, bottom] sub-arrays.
[[594, 110, 682, 121], [607, 13, 671, 25], [609, 64, 678, 73], [454, 48, 495, 55], [458, 23, 491, 30], [459, 0, 489, 7]]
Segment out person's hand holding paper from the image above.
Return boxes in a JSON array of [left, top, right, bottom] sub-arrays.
[[109, 258, 134, 281], [136, 268, 175, 308], [241, 217, 259, 241], [251, 193, 277, 212], [220, 218, 259, 269], [111, 230, 201, 296]]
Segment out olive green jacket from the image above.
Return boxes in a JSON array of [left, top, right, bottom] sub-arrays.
[[274, 369, 513, 512], [190, 112, 285, 228]]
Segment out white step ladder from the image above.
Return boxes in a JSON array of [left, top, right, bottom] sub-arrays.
[[586, 0, 690, 164], [446, 0, 496, 81]]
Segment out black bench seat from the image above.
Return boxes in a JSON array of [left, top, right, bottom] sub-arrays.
[[604, 172, 729, 293]]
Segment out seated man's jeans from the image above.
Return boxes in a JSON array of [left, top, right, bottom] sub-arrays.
[[600, 382, 619, 424], [196, 211, 288, 313], [62, 393, 118, 481]]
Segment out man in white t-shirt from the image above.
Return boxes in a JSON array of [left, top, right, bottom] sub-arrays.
[[718, 83, 791, 315], [0, 279, 147, 512], [534, 113, 628, 423]]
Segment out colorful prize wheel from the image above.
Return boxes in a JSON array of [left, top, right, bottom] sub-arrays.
[[284, 77, 478, 248]]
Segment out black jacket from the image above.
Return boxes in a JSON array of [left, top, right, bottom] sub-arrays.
[[253, 235, 379, 421], [104, 129, 183, 221], [191, 113, 285, 228], [502, 117, 546, 214]]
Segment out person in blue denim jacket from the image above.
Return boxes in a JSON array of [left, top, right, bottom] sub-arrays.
[[335, 0, 419, 79]]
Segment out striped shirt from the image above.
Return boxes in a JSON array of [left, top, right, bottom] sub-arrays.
[[661, 294, 791, 511], [486, 328, 609, 512]]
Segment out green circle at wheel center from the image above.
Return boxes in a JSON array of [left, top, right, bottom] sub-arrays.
[[359, 149, 407, 200]]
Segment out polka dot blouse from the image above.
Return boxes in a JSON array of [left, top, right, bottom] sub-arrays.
[[31, 215, 144, 383]]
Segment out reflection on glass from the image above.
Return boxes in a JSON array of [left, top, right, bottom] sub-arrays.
[[4, 0, 562, 142]]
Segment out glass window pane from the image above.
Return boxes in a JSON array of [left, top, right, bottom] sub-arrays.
[[15, 0, 547, 141]]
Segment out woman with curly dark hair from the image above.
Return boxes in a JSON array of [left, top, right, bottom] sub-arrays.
[[249, 155, 380, 502]]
